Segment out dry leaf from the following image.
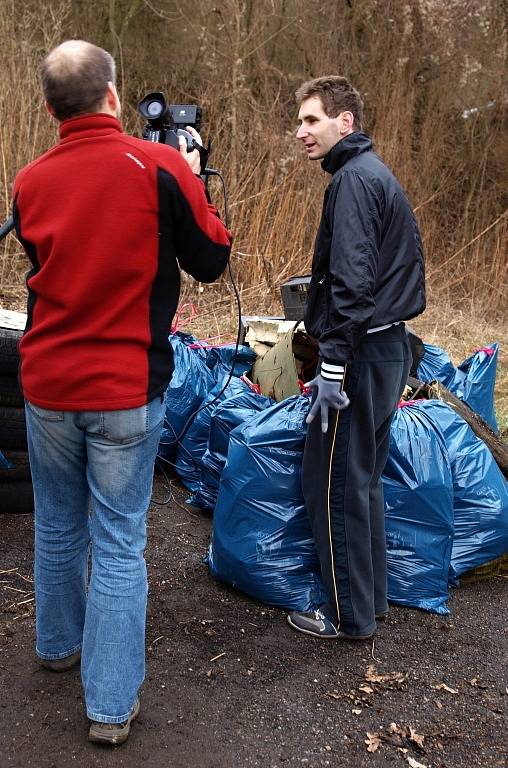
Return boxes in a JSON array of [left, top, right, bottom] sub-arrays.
[[467, 677, 488, 688], [325, 690, 341, 700], [409, 727, 425, 748], [365, 665, 408, 689], [407, 758, 428, 768], [359, 685, 374, 694], [366, 665, 386, 683], [434, 698, 443, 709], [434, 682, 458, 694], [352, 708, 362, 715], [365, 733, 382, 753]]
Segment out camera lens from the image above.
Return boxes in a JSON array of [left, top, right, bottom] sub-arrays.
[[146, 101, 163, 118]]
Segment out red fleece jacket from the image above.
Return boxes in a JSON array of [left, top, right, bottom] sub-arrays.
[[12, 113, 231, 410]]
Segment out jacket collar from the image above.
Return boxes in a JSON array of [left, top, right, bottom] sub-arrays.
[[321, 131, 372, 175], [59, 113, 122, 142]]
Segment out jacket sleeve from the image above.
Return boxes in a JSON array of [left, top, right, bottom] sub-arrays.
[[319, 170, 382, 364], [156, 151, 232, 283]]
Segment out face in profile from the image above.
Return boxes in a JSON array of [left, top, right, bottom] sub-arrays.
[[296, 95, 351, 160]]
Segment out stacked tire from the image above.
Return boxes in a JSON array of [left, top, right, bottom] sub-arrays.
[[0, 327, 33, 514]]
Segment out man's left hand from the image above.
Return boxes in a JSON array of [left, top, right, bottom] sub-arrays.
[[305, 373, 350, 433]]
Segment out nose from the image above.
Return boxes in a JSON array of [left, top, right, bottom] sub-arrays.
[[296, 123, 307, 140]]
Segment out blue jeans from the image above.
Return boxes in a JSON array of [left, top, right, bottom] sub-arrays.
[[25, 396, 166, 724]]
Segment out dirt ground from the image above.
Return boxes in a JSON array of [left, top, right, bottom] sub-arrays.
[[0, 476, 506, 768]]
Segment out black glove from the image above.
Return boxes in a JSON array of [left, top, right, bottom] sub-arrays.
[[306, 363, 350, 433]]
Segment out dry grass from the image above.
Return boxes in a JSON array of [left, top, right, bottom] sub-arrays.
[[0, 1, 506, 424]]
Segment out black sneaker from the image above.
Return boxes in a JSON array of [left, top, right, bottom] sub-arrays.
[[287, 609, 339, 638]]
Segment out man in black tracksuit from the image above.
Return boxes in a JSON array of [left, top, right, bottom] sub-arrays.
[[287, 76, 425, 640]]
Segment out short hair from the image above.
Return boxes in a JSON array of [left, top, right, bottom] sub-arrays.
[[40, 40, 116, 121], [295, 76, 364, 131]]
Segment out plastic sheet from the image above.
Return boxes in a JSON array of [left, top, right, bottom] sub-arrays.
[[383, 403, 454, 614], [208, 396, 327, 611], [191, 388, 273, 510], [175, 376, 248, 493]]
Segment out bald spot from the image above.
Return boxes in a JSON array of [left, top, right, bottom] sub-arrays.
[[44, 40, 98, 80]]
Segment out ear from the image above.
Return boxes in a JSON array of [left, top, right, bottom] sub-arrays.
[[106, 82, 117, 109], [338, 111, 355, 135]]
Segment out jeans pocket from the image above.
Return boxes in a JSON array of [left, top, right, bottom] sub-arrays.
[[25, 401, 64, 422], [100, 396, 166, 445]]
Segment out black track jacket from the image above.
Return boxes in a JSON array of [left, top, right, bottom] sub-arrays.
[[304, 132, 425, 365]]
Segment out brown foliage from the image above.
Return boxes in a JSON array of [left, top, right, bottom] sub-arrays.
[[0, 0, 506, 318]]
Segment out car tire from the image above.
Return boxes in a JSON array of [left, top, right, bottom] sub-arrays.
[[0, 479, 34, 514], [0, 375, 23, 408], [0, 406, 27, 450], [0, 328, 21, 375]]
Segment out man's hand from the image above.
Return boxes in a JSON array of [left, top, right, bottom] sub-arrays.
[[179, 125, 202, 174], [305, 373, 350, 433]]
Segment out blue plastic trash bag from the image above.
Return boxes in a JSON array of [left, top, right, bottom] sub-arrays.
[[175, 376, 248, 493], [205, 344, 257, 380], [383, 402, 454, 614], [417, 401, 508, 582], [191, 388, 273, 510], [208, 396, 327, 611], [158, 333, 214, 462], [453, 344, 499, 431], [417, 342, 499, 431], [417, 343, 457, 388]]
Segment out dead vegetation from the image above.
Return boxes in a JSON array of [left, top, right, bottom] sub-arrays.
[[0, 1, 506, 423]]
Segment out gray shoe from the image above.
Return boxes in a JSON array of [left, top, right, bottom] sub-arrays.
[[39, 649, 81, 672], [287, 609, 339, 638], [89, 698, 140, 746]]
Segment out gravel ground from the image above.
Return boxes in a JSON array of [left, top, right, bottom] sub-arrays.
[[0, 477, 506, 768]]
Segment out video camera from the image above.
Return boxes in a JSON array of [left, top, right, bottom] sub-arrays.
[[138, 92, 209, 172]]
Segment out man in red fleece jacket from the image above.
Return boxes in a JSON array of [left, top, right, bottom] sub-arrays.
[[12, 39, 231, 745]]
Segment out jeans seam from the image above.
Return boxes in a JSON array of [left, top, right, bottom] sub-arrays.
[[86, 703, 135, 724], [36, 642, 82, 660]]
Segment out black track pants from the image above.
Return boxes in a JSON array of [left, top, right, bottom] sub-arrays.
[[302, 324, 411, 636]]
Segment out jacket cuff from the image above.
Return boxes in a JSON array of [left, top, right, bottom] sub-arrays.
[[321, 359, 347, 382]]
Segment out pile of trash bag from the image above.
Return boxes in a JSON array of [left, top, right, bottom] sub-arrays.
[[163, 334, 507, 616]]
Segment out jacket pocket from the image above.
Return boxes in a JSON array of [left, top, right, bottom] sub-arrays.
[[304, 273, 328, 338]]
